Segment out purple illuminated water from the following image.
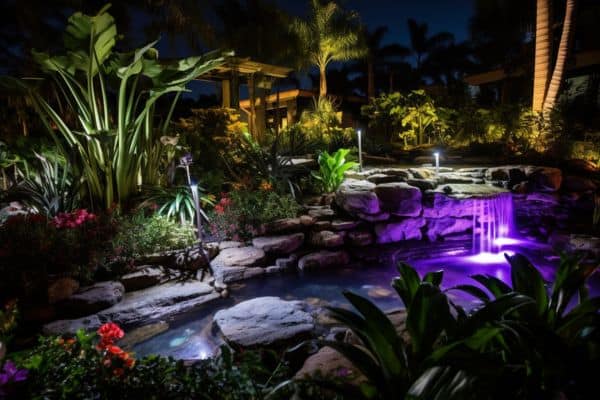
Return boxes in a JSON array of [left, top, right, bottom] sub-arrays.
[[472, 192, 515, 255]]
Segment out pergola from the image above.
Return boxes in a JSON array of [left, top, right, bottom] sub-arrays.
[[195, 56, 293, 140]]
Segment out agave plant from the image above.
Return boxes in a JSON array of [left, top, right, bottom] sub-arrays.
[[1, 5, 228, 210], [140, 185, 215, 225], [311, 148, 358, 193], [8, 152, 79, 217]]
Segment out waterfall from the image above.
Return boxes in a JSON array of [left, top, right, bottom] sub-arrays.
[[472, 192, 515, 254]]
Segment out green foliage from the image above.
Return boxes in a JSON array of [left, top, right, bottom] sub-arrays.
[[298, 97, 355, 151], [311, 148, 358, 193], [1, 5, 227, 210], [0, 300, 18, 345], [15, 329, 290, 400], [8, 151, 80, 217], [111, 212, 196, 259], [313, 254, 599, 399], [140, 185, 215, 225], [209, 190, 301, 241], [400, 89, 440, 146]]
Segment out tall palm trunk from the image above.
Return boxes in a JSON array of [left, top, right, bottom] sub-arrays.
[[543, 0, 576, 112], [367, 57, 375, 98], [533, 0, 551, 112], [319, 64, 328, 97]]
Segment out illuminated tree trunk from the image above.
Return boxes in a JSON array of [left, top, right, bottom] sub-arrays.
[[532, 0, 551, 112], [543, 0, 576, 112], [319, 64, 327, 97]]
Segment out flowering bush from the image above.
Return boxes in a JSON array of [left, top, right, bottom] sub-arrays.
[[209, 191, 301, 241], [52, 209, 97, 229]]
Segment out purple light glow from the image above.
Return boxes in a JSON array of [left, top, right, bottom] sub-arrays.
[[472, 192, 515, 255], [466, 251, 514, 264]]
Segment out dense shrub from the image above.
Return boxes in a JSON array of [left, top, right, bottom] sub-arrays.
[[209, 190, 301, 241]]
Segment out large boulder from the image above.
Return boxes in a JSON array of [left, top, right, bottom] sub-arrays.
[[426, 218, 472, 241], [252, 233, 305, 255], [298, 250, 350, 271], [375, 218, 426, 243], [61, 281, 125, 317], [212, 246, 266, 268], [561, 175, 598, 192], [43, 315, 102, 335], [423, 193, 475, 218], [295, 346, 367, 386], [120, 266, 165, 292], [309, 230, 345, 248], [346, 230, 373, 246], [336, 189, 380, 216], [375, 182, 422, 216], [214, 297, 315, 347]]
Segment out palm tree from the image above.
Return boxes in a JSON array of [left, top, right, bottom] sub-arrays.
[[363, 26, 410, 98], [542, 0, 577, 112], [532, 0, 551, 111], [291, 0, 367, 97], [407, 18, 454, 72]]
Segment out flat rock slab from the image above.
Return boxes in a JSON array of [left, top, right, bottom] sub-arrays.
[[120, 266, 165, 292], [252, 233, 304, 255], [44, 281, 219, 334], [375, 218, 426, 243], [375, 182, 422, 216], [214, 297, 315, 347], [310, 230, 345, 248], [61, 281, 124, 317], [433, 183, 507, 198], [212, 246, 266, 268], [298, 250, 350, 271]]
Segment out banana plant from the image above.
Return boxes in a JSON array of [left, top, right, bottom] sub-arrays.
[[1, 4, 228, 210], [311, 148, 358, 193]]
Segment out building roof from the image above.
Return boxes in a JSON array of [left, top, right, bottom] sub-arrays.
[[465, 50, 600, 86], [195, 56, 293, 81]]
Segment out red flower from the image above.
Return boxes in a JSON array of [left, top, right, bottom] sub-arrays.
[[113, 368, 124, 377], [106, 345, 124, 356], [97, 322, 124, 344]]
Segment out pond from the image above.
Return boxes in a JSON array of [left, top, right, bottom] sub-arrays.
[[133, 236, 600, 360]]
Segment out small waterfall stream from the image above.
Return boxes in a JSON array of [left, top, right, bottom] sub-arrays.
[[472, 192, 515, 255]]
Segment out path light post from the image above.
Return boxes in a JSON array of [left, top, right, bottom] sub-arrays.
[[434, 151, 440, 177], [357, 129, 363, 171]]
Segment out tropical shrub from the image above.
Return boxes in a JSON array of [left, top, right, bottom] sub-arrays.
[[140, 185, 215, 225], [312, 148, 358, 193], [111, 212, 196, 259], [298, 97, 354, 151], [209, 190, 301, 241], [7, 151, 80, 217], [0, 300, 18, 346], [307, 254, 600, 399], [2, 5, 227, 210]]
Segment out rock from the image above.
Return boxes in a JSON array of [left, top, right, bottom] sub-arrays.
[[356, 212, 390, 222], [265, 265, 285, 274], [330, 220, 360, 231], [567, 235, 600, 255], [43, 315, 102, 335], [260, 218, 304, 234], [409, 167, 436, 179], [61, 281, 125, 317], [275, 254, 298, 270], [203, 242, 220, 259], [423, 193, 476, 218], [375, 218, 426, 243], [295, 346, 367, 386], [338, 178, 376, 191], [375, 182, 422, 216], [298, 250, 350, 271], [336, 188, 380, 215], [312, 220, 333, 231], [407, 178, 437, 191], [300, 215, 316, 226], [426, 218, 472, 241], [367, 286, 394, 298], [561, 175, 598, 192], [47, 278, 79, 304], [433, 183, 507, 198], [97, 281, 218, 326], [118, 321, 169, 350], [214, 266, 265, 283], [212, 246, 266, 268], [309, 230, 345, 248], [219, 241, 244, 250], [307, 207, 335, 220], [366, 174, 400, 184], [378, 168, 411, 179], [529, 167, 562, 192], [120, 266, 164, 292], [346, 230, 373, 246], [252, 233, 304, 255], [526, 193, 560, 205], [512, 182, 529, 194], [214, 297, 315, 347]]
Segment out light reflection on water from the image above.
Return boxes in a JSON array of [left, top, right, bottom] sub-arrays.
[[133, 238, 599, 360]]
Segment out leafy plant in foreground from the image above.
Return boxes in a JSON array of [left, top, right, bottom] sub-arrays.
[[312, 148, 358, 193], [140, 185, 215, 225]]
